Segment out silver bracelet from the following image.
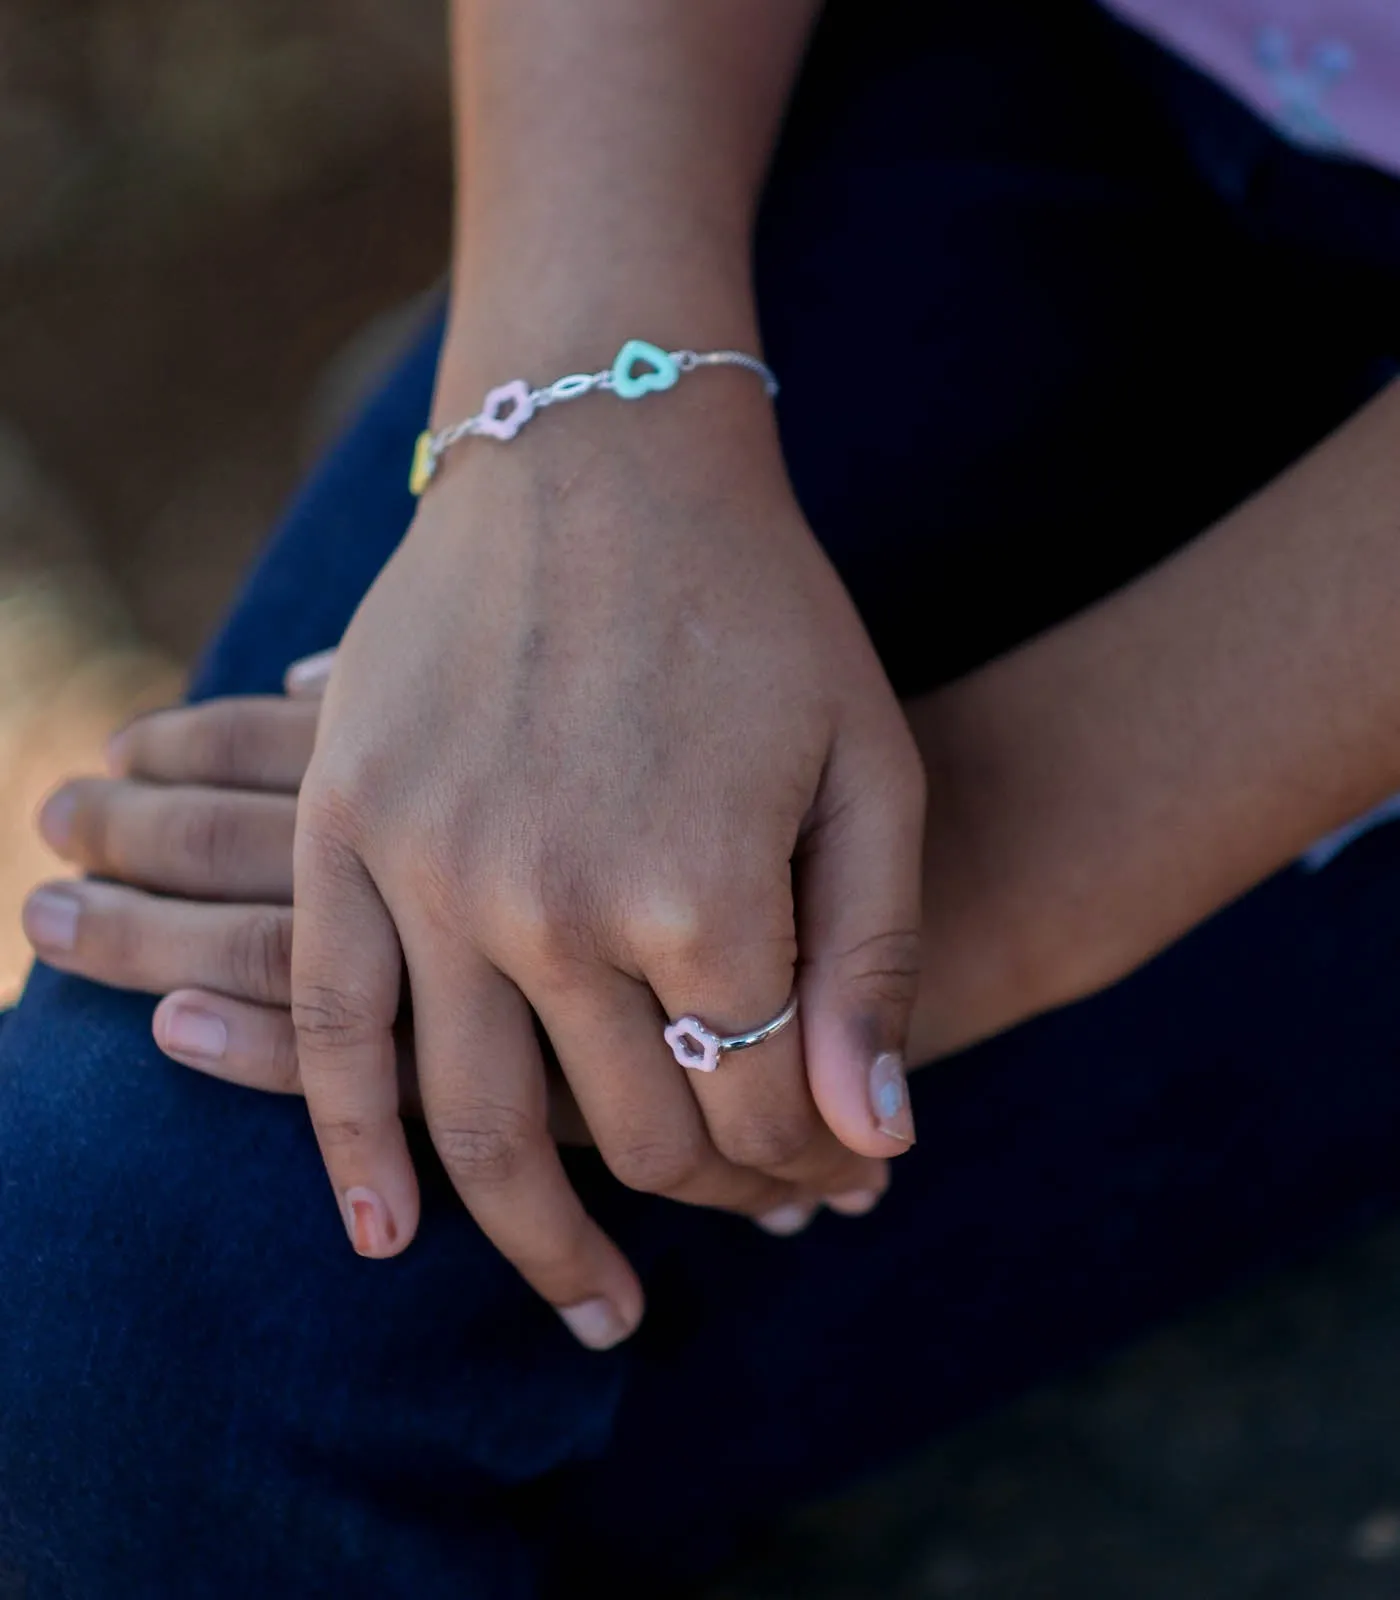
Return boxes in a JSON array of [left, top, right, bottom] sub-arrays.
[[409, 337, 779, 496]]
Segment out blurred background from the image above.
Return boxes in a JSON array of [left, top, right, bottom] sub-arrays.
[[0, 0, 451, 999], [6, 7, 1400, 1597]]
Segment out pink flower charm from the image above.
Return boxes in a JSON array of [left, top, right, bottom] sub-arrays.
[[475, 379, 535, 441], [664, 1016, 722, 1072]]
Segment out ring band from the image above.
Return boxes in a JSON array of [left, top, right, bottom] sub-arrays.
[[663, 991, 799, 1073]]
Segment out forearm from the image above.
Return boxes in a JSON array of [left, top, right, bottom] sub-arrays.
[[439, 0, 819, 413], [907, 377, 1400, 1061]]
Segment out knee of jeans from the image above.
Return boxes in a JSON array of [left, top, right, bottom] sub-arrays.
[[0, 973, 625, 1559]]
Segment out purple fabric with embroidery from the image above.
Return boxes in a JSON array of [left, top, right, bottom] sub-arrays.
[[1102, 0, 1400, 172]]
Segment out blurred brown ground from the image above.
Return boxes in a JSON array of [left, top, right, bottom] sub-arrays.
[[0, 0, 452, 998]]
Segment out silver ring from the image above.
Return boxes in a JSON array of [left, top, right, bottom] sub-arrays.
[[663, 990, 799, 1073]]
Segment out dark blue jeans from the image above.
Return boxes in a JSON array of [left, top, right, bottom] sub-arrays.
[[4, 5, 1400, 1596]]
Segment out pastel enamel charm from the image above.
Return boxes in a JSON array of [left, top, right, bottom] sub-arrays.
[[664, 1016, 722, 1073], [408, 430, 437, 496], [475, 379, 535, 441], [611, 339, 679, 399], [409, 344, 775, 493]]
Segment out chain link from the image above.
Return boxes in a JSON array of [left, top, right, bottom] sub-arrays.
[[415, 346, 778, 491]]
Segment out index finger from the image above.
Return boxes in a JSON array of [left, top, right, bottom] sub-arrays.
[[292, 817, 420, 1258], [108, 698, 318, 791]]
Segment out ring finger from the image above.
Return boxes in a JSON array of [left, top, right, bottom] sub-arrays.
[[639, 912, 890, 1202], [22, 878, 293, 1004], [528, 964, 831, 1228]]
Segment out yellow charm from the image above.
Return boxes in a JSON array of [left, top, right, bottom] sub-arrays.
[[408, 431, 437, 497]]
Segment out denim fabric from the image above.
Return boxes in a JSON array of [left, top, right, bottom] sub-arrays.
[[3, 3, 1400, 1595]]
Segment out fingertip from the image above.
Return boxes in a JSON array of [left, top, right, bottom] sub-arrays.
[[285, 649, 337, 699], [21, 881, 81, 955], [559, 1255, 646, 1350], [558, 1297, 634, 1351], [804, 1011, 918, 1159], [35, 784, 77, 854], [339, 1172, 420, 1260], [756, 1199, 820, 1235]]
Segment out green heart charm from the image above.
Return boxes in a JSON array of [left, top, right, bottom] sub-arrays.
[[611, 339, 680, 399]]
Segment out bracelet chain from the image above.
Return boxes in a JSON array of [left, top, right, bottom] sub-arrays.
[[412, 344, 778, 496]]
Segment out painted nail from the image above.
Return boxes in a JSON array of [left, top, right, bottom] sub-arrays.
[[22, 886, 80, 953], [756, 1201, 819, 1237], [36, 787, 76, 851], [824, 1188, 882, 1217], [870, 1051, 915, 1144], [284, 649, 336, 696], [342, 1186, 398, 1257], [161, 1005, 228, 1063], [558, 1297, 631, 1351]]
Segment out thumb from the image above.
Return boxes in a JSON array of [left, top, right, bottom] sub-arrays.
[[796, 719, 926, 1157]]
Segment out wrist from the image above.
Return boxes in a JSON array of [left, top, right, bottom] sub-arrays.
[[433, 258, 762, 427], [423, 309, 785, 504]]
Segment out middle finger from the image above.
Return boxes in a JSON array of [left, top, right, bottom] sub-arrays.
[[39, 778, 296, 903]]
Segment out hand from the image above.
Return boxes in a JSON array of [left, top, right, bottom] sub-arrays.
[[285, 384, 926, 1337], [24, 686, 884, 1227], [22, 690, 594, 1147]]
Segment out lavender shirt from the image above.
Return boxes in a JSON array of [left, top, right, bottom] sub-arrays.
[[1102, 0, 1400, 175]]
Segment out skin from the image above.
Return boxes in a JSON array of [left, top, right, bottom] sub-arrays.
[[27, 367, 1400, 1255], [288, 0, 927, 1348], [26, 0, 1400, 1347]]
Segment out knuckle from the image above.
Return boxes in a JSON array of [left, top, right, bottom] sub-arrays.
[[431, 1103, 537, 1189], [719, 1113, 817, 1173], [313, 1115, 373, 1151], [298, 784, 370, 856], [630, 895, 795, 995], [606, 1131, 706, 1195], [497, 863, 604, 979], [189, 703, 258, 782], [225, 909, 294, 1003], [885, 740, 928, 824], [401, 843, 473, 935], [291, 981, 382, 1053], [626, 890, 710, 965], [174, 800, 246, 879], [833, 928, 924, 1009], [265, 1020, 302, 1093]]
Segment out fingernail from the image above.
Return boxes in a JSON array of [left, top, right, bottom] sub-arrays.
[[558, 1297, 631, 1350], [756, 1201, 819, 1237], [161, 1005, 228, 1062], [104, 729, 130, 774], [285, 649, 335, 696], [825, 1188, 882, 1217], [870, 1051, 915, 1144], [37, 787, 76, 851], [342, 1186, 398, 1257], [22, 886, 80, 953]]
